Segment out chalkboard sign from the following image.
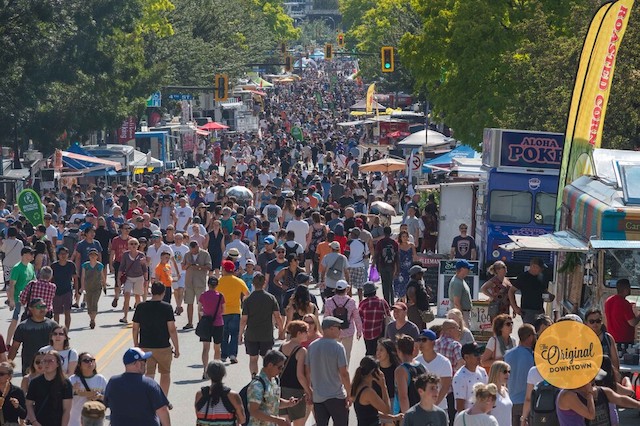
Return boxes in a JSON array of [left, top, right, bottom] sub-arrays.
[[424, 267, 438, 305]]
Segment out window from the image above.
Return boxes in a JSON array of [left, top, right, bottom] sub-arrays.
[[489, 190, 532, 224], [534, 193, 557, 225], [603, 249, 640, 289]]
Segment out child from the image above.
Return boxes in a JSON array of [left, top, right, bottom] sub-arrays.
[[403, 373, 449, 426], [241, 259, 258, 292], [155, 251, 176, 304], [81, 248, 106, 329]]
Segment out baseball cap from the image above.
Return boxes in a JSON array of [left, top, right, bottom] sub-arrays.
[[419, 329, 438, 341], [246, 259, 256, 266], [363, 282, 377, 296], [335, 280, 348, 290], [151, 230, 162, 238], [296, 273, 311, 285], [531, 257, 548, 269], [461, 342, 486, 356], [329, 241, 340, 250], [409, 265, 426, 276], [135, 216, 144, 222], [392, 302, 407, 311], [88, 248, 99, 255], [123, 347, 153, 365], [79, 223, 93, 231], [355, 218, 364, 226], [222, 260, 236, 272], [321, 316, 344, 329], [455, 259, 473, 270], [303, 197, 311, 203], [263, 235, 276, 245]]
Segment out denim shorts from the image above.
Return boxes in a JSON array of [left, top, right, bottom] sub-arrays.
[[11, 301, 21, 321]]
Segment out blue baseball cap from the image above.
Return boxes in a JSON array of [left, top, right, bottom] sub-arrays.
[[419, 329, 437, 341], [263, 235, 276, 245], [455, 259, 473, 270], [123, 347, 152, 365]]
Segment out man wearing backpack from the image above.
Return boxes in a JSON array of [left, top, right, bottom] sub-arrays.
[[324, 280, 362, 365], [282, 231, 304, 263], [319, 241, 349, 299], [375, 226, 398, 306], [393, 334, 427, 414]]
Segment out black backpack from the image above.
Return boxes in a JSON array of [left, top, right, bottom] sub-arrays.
[[332, 298, 350, 330], [284, 241, 301, 259], [239, 375, 273, 426], [408, 280, 430, 311], [529, 380, 560, 426], [402, 363, 427, 407], [381, 239, 396, 265]]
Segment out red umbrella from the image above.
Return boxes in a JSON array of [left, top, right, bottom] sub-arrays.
[[199, 122, 229, 131], [387, 130, 411, 138]]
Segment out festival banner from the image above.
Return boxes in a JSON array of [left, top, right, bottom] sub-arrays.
[[17, 189, 45, 227], [556, 0, 635, 228], [366, 83, 375, 114]]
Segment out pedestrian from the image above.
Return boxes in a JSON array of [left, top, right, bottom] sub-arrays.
[[247, 350, 299, 426], [480, 314, 515, 370], [345, 227, 369, 301], [284, 281, 318, 329], [217, 260, 249, 364], [39, 325, 78, 376], [154, 251, 176, 304], [278, 321, 311, 426], [585, 308, 620, 371], [71, 226, 103, 308], [375, 339, 400, 401], [508, 257, 548, 325], [406, 265, 432, 330], [19, 265, 57, 317], [181, 241, 212, 330], [453, 342, 488, 414], [450, 223, 476, 260], [446, 309, 475, 345], [109, 223, 131, 308], [448, 260, 473, 324], [323, 279, 362, 365], [25, 350, 73, 426], [319, 241, 349, 300], [198, 276, 225, 378], [239, 273, 282, 376], [393, 334, 426, 414], [195, 361, 245, 425], [68, 352, 107, 426], [402, 373, 449, 426], [103, 348, 171, 425], [300, 314, 322, 348], [384, 302, 420, 343], [487, 361, 513, 426], [305, 316, 351, 426], [147, 230, 175, 300], [393, 230, 416, 299], [80, 249, 107, 329], [504, 324, 536, 426], [351, 356, 403, 425], [374, 226, 398, 306], [358, 282, 391, 356], [0, 361, 27, 425], [415, 329, 452, 412], [132, 282, 180, 397], [604, 278, 640, 345], [51, 246, 76, 331], [1, 227, 24, 292], [453, 383, 498, 426], [8, 298, 58, 375], [480, 261, 512, 321], [7, 247, 36, 345], [119, 237, 148, 324], [169, 232, 189, 315], [80, 400, 106, 426]]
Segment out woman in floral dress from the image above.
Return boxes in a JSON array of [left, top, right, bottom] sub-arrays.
[[393, 230, 417, 299]]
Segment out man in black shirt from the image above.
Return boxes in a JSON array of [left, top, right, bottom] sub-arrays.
[[130, 216, 152, 241], [133, 282, 180, 397], [509, 257, 548, 325], [51, 247, 76, 331]]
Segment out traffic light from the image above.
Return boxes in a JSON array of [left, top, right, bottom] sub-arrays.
[[325, 44, 333, 61], [337, 33, 345, 48], [214, 74, 228, 102], [284, 55, 293, 72], [279, 42, 286, 55], [381, 46, 394, 73]]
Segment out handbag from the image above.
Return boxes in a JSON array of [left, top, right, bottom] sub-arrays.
[[325, 255, 344, 281], [418, 309, 435, 324], [119, 253, 136, 285], [368, 265, 380, 282], [196, 294, 222, 339]]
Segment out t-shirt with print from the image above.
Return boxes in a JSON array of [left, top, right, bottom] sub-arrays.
[[175, 206, 193, 232], [451, 235, 476, 260], [453, 366, 488, 410], [262, 204, 282, 232], [247, 371, 281, 426], [242, 290, 279, 342], [170, 244, 189, 276]]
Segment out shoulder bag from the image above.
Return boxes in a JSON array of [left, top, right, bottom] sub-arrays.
[[196, 294, 223, 339], [78, 375, 106, 411]]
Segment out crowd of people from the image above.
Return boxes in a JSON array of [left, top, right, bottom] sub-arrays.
[[0, 59, 636, 426]]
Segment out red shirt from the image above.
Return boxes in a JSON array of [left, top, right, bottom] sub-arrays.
[[358, 296, 391, 340], [111, 236, 129, 263], [604, 294, 636, 343]]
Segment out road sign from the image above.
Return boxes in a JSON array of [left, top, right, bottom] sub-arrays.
[[146, 91, 161, 107], [168, 94, 193, 101], [407, 154, 421, 171]]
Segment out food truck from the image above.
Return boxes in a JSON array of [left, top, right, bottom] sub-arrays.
[[502, 149, 640, 325]]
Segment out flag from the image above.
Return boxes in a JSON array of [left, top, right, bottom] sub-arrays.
[[366, 83, 375, 114], [556, 0, 634, 228]]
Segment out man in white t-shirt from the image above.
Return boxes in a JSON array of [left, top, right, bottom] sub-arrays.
[[262, 196, 282, 232], [170, 233, 189, 315], [452, 342, 488, 413], [415, 329, 452, 411], [44, 214, 58, 246], [174, 197, 193, 232], [285, 208, 309, 250]]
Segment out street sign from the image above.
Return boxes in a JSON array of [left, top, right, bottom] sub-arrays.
[[407, 154, 421, 171], [291, 126, 303, 141], [168, 94, 193, 101], [146, 91, 161, 107]]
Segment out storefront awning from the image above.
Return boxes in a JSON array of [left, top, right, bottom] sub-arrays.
[[589, 240, 640, 250], [500, 231, 589, 253], [61, 151, 122, 171]]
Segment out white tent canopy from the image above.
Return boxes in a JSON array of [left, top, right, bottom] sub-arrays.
[[397, 130, 452, 148]]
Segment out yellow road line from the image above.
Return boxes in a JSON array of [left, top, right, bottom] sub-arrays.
[[94, 326, 131, 364], [97, 334, 132, 373]]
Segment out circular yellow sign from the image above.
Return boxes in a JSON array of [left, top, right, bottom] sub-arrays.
[[534, 321, 603, 389]]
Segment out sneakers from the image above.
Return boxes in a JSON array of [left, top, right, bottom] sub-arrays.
[[72, 303, 79, 309], [119, 318, 128, 324], [175, 306, 183, 315], [183, 323, 194, 330], [111, 299, 118, 308], [229, 355, 238, 364], [90, 320, 95, 329]]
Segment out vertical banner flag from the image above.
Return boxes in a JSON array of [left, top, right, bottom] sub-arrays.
[[556, 0, 634, 228], [17, 189, 45, 227], [366, 83, 375, 114]]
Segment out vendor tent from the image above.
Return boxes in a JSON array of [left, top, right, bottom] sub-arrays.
[[350, 99, 386, 111], [422, 145, 480, 173], [62, 143, 122, 171], [397, 130, 452, 149]]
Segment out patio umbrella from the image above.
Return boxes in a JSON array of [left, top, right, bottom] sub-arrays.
[[370, 201, 396, 216], [199, 122, 229, 131], [226, 186, 253, 200], [359, 158, 406, 173], [387, 130, 411, 138]]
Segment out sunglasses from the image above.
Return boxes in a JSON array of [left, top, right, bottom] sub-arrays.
[[33, 304, 47, 309], [82, 358, 96, 364], [588, 318, 602, 324]]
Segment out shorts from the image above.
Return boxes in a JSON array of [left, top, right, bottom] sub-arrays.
[[184, 274, 207, 304], [279, 387, 306, 420], [142, 346, 173, 375], [245, 340, 274, 357], [199, 325, 224, 344], [11, 301, 21, 321], [53, 292, 73, 314], [347, 266, 366, 289], [123, 275, 145, 296], [113, 262, 121, 287], [172, 273, 185, 290], [3, 266, 12, 284], [305, 250, 316, 261]]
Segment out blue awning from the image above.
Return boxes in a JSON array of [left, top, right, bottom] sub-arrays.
[[86, 169, 118, 177], [422, 145, 479, 173]]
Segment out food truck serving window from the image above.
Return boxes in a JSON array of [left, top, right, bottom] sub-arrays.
[[489, 190, 532, 224], [534, 193, 557, 225], [603, 249, 640, 289]]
